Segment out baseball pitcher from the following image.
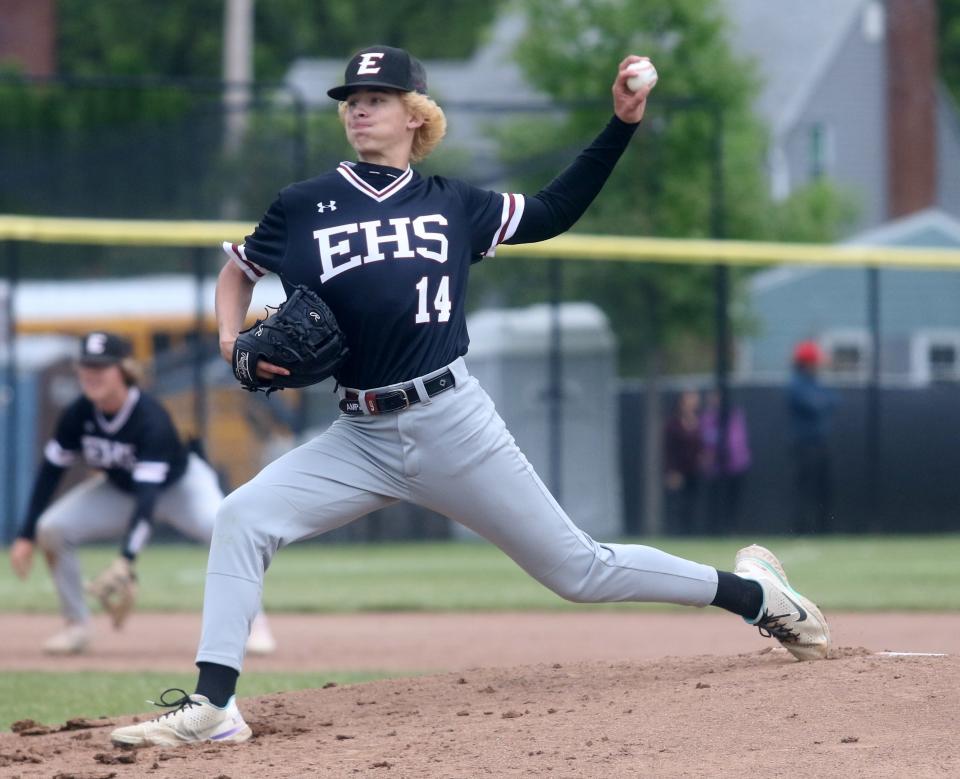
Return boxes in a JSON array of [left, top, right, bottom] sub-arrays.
[[110, 48, 829, 748]]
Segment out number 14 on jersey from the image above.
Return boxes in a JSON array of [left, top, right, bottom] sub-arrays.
[[415, 275, 451, 324]]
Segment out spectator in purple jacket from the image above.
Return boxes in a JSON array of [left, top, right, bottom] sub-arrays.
[[700, 391, 752, 534]]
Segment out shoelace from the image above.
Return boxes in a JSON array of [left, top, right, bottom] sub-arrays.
[[755, 611, 800, 642], [145, 688, 201, 719]]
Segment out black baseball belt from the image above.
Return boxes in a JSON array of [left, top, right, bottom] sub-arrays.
[[339, 369, 456, 416]]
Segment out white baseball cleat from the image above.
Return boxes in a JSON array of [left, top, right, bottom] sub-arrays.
[[245, 612, 277, 656], [110, 690, 252, 747], [734, 544, 831, 661], [43, 622, 91, 655]]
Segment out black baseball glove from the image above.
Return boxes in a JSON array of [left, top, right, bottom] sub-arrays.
[[232, 285, 349, 394]]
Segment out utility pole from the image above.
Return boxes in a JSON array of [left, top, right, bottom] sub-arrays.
[[222, 0, 254, 161]]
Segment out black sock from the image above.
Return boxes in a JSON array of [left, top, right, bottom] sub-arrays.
[[710, 570, 763, 621], [195, 662, 239, 707]]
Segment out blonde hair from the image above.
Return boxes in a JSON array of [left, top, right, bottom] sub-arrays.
[[118, 357, 145, 387], [337, 91, 447, 163], [403, 92, 446, 162]]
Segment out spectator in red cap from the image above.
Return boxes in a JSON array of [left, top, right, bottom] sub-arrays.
[[787, 339, 837, 533], [793, 340, 822, 367]]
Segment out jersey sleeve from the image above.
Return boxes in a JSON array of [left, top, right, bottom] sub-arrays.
[[448, 179, 526, 259], [507, 115, 639, 245], [221, 195, 288, 281]]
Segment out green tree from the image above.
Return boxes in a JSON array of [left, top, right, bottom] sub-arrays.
[[55, 0, 501, 80], [4, 1, 503, 226], [940, 0, 960, 104], [475, 0, 856, 376], [57, 0, 223, 78]]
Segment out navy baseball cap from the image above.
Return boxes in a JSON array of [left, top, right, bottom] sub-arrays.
[[327, 45, 428, 100], [78, 331, 131, 366]]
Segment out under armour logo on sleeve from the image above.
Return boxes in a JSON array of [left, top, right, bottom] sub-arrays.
[[317, 201, 337, 213], [356, 52, 384, 75]]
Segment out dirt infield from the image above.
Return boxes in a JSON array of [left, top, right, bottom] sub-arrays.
[[4, 611, 960, 672], [2, 611, 958, 777]]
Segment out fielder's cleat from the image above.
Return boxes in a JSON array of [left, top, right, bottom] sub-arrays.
[[110, 689, 252, 747], [42, 622, 91, 655], [734, 544, 830, 661], [245, 613, 277, 656]]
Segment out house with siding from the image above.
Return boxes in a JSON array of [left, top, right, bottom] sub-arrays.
[[740, 208, 960, 384], [724, 0, 960, 232]]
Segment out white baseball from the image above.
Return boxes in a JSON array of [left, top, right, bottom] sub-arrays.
[[625, 60, 658, 92]]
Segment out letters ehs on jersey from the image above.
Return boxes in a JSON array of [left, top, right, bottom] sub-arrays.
[[44, 389, 188, 492], [224, 161, 524, 390]]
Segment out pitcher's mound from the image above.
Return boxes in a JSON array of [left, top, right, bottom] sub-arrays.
[[2, 648, 956, 778]]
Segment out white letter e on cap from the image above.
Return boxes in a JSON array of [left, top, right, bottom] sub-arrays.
[[357, 53, 384, 75], [86, 333, 107, 354]]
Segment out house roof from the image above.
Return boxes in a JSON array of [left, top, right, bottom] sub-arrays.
[[720, 0, 870, 136], [749, 208, 960, 293], [842, 208, 960, 248]]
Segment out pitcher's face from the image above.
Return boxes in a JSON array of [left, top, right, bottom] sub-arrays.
[[344, 89, 420, 161]]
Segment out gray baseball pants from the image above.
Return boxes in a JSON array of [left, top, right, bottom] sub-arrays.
[[35, 453, 223, 623], [196, 358, 718, 671]]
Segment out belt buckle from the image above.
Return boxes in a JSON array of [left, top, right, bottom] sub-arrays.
[[377, 388, 411, 413]]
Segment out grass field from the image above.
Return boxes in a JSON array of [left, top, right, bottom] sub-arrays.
[[2, 535, 959, 613], [0, 671, 391, 733], [2, 535, 958, 732]]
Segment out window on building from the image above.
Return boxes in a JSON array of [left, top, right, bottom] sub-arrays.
[[831, 344, 864, 373], [928, 344, 958, 381], [809, 122, 834, 180], [769, 145, 791, 201], [822, 329, 871, 381], [909, 331, 960, 384]]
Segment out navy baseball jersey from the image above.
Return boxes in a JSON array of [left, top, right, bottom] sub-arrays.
[[225, 115, 639, 390], [226, 163, 523, 389], [45, 388, 188, 491]]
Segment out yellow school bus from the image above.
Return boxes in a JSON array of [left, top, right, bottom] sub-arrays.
[[9, 273, 297, 488]]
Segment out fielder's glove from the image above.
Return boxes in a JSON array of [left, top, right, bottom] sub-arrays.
[[86, 557, 138, 630], [232, 285, 349, 394]]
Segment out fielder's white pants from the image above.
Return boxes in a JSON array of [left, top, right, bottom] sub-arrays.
[[36, 453, 223, 623], [196, 358, 719, 671]]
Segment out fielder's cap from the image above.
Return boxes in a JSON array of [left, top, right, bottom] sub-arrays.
[[792, 340, 823, 367], [327, 45, 428, 100], [78, 331, 132, 366]]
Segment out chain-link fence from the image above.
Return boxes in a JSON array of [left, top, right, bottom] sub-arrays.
[[4, 74, 958, 543]]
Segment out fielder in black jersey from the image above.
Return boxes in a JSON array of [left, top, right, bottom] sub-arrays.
[[9, 332, 275, 656], [111, 47, 829, 748]]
